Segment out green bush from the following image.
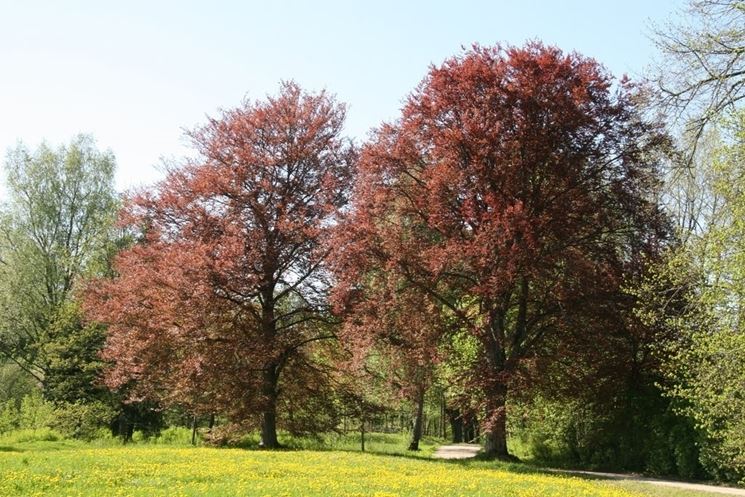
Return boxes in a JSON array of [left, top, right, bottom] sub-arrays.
[[0, 399, 19, 433], [150, 426, 195, 445], [0, 427, 62, 444], [51, 401, 115, 441], [510, 395, 704, 478], [19, 392, 54, 429]]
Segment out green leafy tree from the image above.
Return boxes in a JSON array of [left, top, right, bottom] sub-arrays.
[[0, 135, 117, 386], [669, 111, 745, 482], [640, 110, 745, 482]]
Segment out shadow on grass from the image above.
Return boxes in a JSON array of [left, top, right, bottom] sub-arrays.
[[0, 446, 24, 453]]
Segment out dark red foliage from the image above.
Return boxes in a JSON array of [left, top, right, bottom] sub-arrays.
[[332, 43, 669, 457], [85, 82, 355, 447]]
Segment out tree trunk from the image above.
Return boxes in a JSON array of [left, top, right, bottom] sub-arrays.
[[482, 389, 509, 459], [447, 408, 464, 443], [191, 415, 198, 445], [440, 391, 447, 439], [360, 418, 366, 452], [259, 366, 280, 449], [408, 384, 426, 451]]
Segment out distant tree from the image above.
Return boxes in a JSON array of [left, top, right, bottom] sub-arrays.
[[85, 82, 355, 448], [333, 275, 445, 451], [334, 43, 669, 458], [0, 135, 117, 385]]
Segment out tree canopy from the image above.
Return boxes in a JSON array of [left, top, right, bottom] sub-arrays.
[[85, 82, 355, 448]]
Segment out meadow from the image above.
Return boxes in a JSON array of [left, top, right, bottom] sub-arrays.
[[0, 431, 718, 497]]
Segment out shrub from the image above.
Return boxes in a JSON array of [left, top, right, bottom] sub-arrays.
[[0, 400, 19, 433], [51, 401, 115, 441], [18, 392, 54, 429]]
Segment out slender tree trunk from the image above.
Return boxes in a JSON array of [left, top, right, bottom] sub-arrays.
[[408, 384, 426, 451], [191, 415, 198, 445], [360, 418, 366, 452], [440, 391, 447, 439], [260, 366, 280, 449], [208, 413, 215, 431]]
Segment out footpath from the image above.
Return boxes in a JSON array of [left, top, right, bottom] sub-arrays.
[[432, 444, 745, 496]]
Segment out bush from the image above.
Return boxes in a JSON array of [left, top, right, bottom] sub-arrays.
[[0, 400, 18, 433], [510, 394, 704, 478], [18, 392, 54, 429], [151, 426, 195, 445], [0, 427, 62, 444], [51, 401, 115, 441]]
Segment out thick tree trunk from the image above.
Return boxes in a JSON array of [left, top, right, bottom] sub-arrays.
[[482, 388, 509, 459], [408, 384, 426, 451], [483, 418, 508, 458], [259, 366, 280, 449]]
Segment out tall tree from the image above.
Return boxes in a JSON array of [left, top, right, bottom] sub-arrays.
[[648, 110, 745, 481], [333, 43, 669, 458], [652, 0, 744, 145], [0, 135, 117, 384], [85, 82, 354, 448]]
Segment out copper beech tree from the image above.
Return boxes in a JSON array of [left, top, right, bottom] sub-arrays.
[[85, 82, 354, 448], [332, 44, 668, 458]]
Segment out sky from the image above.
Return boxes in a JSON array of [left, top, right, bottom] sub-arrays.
[[0, 1, 685, 194]]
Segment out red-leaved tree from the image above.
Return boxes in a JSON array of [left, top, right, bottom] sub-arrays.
[[332, 43, 668, 458], [85, 82, 354, 448]]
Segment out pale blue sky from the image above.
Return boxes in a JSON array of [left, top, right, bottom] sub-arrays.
[[0, 1, 683, 193]]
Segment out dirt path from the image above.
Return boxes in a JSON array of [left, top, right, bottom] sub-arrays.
[[548, 468, 745, 496], [432, 444, 745, 495], [432, 443, 481, 459]]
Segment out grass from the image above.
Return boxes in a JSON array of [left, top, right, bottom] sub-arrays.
[[0, 431, 729, 497]]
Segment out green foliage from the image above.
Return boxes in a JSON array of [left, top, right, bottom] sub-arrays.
[[510, 394, 703, 479], [0, 400, 18, 433], [42, 301, 108, 404], [0, 427, 63, 444], [673, 112, 745, 482], [638, 110, 745, 482], [50, 401, 116, 441], [0, 362, 35, 405], [0, 135, 117, 383], [18, 391, 54, 430]]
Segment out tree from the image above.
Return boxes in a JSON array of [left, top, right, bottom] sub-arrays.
[[654, 110, 745, 481], [333, 43, 669, 458], [335, 279, 445, 451], [85, 82, 355, 448], [652, 0, 744, 145], [0, 135, 117, 385]]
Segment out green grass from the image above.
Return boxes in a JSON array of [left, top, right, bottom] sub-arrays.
[[0, 431, 732, 497]]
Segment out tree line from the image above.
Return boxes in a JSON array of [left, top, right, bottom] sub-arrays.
[[1, 0, 743, 483]]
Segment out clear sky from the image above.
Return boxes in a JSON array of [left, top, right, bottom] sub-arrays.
[[0, 1, 684, 193]]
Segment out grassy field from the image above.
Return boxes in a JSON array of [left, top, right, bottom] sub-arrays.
[[0, 431, 721, 497]]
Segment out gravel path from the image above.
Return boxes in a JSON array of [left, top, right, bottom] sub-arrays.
[[432, 444, 745, 495], [548, 468, 745, 496], [432, 443, 481, 459]]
